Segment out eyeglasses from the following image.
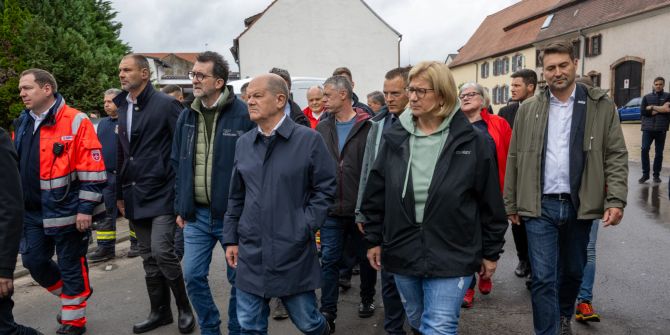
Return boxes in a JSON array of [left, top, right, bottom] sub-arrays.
[[458, 92, 480, 100], [405, 87, 435, 99], [188, 71, 214, 82]]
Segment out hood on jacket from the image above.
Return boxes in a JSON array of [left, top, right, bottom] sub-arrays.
[[398, 104, 458, 198]]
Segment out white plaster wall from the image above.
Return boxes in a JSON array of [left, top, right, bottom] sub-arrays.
[[582, 10, 670, 96], [238, 0, 399, 100]]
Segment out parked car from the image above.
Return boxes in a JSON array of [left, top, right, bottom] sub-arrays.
[[228, 76, 326, 108], [618, 97, 642, 121]]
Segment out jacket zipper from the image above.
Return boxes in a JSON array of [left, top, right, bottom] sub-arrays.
[[338, 159, 344, 214]]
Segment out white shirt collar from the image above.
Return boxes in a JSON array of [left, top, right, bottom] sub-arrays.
[[258, 114, 287, 137], [549, 85, 576, 104], [126, 93, 137, 104], [30, 99, 57, 121]]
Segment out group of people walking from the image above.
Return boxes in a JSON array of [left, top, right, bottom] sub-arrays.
[[0, 39, 628, 335]]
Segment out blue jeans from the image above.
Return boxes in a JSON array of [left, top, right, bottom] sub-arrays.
[[524, 197, 592, 335], [182, 207, 239, 335], [236, 289, 327, 335], [319, 216, 346, 317], [641, 130, 667, 177], [393, 274, 471, 335], [578, 220, 599, 302]]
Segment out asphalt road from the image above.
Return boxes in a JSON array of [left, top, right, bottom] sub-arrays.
[[10, 164, 670, 335]]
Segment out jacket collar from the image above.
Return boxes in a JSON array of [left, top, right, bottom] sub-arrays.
[[255, 114, 296, 141], [383, 109, 473, 151], [114, 82, 156, 110]]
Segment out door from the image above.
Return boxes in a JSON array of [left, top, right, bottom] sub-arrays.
[[614, 61, 642, 107]]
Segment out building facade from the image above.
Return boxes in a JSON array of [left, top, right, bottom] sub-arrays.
[[231, 0, 401, 101]]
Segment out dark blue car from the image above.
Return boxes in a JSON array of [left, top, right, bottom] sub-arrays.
[[618, 97, 641, 121]]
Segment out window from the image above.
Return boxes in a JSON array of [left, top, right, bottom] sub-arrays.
[[493, 59, 499, 76], [536, 49, 542, 67], [586, 34, 602, 57], [541, 14, 554, 29], [492, 86, 499, 105], [572, 40, 581, 59], [588, 71, 601, 87], [591, 34, 602, 56], [481, 62, 489, 79], [503, 85, 509, 102], [503, 57, 510, 75], [512, 54, 524, 72]]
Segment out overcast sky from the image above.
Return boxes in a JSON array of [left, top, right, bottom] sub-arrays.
[[110, 0, 519, 70]]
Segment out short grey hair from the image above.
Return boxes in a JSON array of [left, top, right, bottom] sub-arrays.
[[265, 74, 290, 102], [104, 88, 122, 97], [367, 91, 386, 106], [306, 85, 323, 96], [323, 75, 353, 100], [460, 82, 490, 107]]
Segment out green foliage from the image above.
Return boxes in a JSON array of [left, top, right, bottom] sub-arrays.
[[0, 0, 130, 129]]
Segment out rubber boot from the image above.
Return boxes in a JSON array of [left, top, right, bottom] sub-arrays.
[[133, 276, 173, 334], [167, 275, 195, 334]]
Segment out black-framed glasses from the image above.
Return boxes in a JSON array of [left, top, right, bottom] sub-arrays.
[[405, 87, 435, 99], [459, 92, 481, 100], [188, 71, 214, 81]]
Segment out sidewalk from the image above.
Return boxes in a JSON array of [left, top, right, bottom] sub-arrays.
[[13, 218, 133, 278]]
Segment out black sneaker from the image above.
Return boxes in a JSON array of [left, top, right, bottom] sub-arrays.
[[322, 312, 335, 333], [338, 278, 351, 290], [127, 245, 140, 258], [272, 298, 289, 320], [56, 324, 86, 335], [639, 175, 649, 183], [653, 176, 662, 183], [88, 248, 115, 263], [514, 260, 530, 277], [358, 300, 375, 318], [559, 316, 572, 335]]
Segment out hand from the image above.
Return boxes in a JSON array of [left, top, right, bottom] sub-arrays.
[[367, 246, 382, 271], [176, 215, 185, 228], [646, 105, 653, 111], [0, 277, 13, 298], [508, 214, 520, 225], [479, 259, 497, 280], [356, 222, 365, 235], [226, 245, 239, 268], [117, 200, 125, 217], [602, 207, 623, 227], [76, 213, 92, 232]]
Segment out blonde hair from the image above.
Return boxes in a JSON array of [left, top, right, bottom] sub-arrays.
[[408, 61, 458, 117]]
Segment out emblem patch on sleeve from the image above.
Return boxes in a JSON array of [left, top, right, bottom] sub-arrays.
[[92, 149, 101, 161]]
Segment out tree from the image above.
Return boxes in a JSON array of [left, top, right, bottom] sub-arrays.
[[0, 0, 130, 129]]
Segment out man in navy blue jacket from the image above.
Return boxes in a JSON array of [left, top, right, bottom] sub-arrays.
[[224, 74, 336, 335], [171, 51, 255, 335], [115, 54, 194, 334]]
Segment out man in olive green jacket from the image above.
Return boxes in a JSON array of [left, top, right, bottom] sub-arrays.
[[503, 41, 627, 335]]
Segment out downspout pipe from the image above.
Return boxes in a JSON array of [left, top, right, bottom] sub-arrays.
[[578, 29, 586, 77]]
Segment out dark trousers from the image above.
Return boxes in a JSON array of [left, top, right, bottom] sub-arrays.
[[0, 297, 40, 335], [20, 211, 92, 327], [381, 270, 406, 334], [641, 130, 667, 177], [97, 172, 137, 249], [133, 215, 183, 281], [511, 218, 529, 262]]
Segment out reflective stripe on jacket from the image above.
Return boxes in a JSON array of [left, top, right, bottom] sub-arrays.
[[15, 96, 106, 230]]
